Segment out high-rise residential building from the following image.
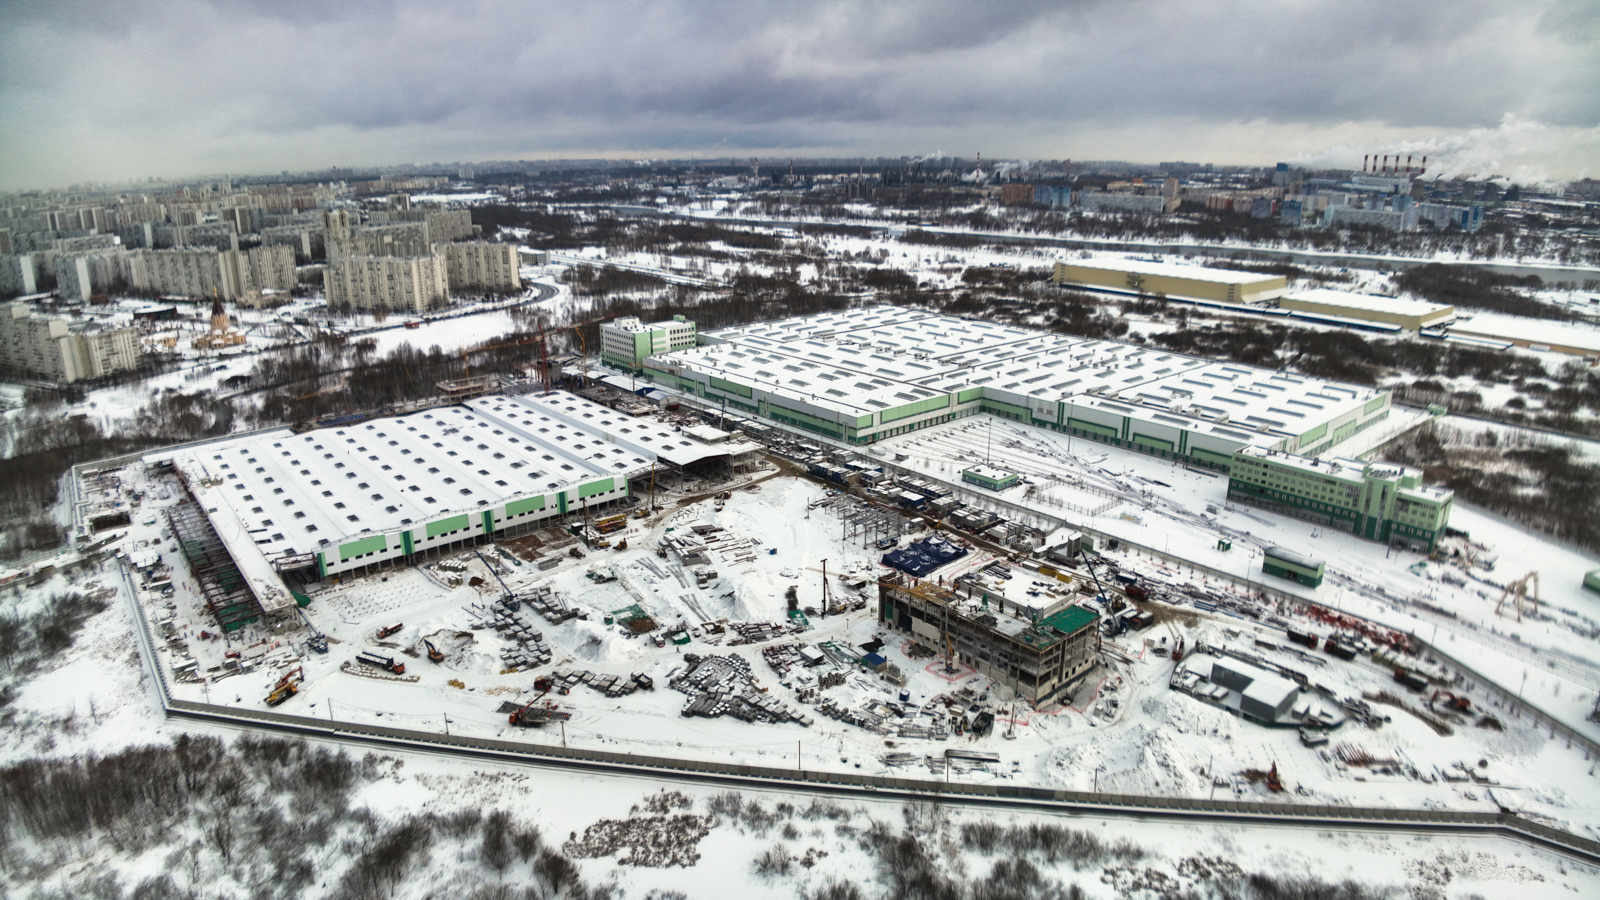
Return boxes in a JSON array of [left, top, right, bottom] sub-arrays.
[[324, 250, 449, 312], [0, 302, 141, 382], [125, 245, 296, 300], [443, 242, 521, 292]]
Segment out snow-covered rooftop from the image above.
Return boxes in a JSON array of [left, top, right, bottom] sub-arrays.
[[1061, 256, 1285, 286], [1285, 288, 1454, 319]]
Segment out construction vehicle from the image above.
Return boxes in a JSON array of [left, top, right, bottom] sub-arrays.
[[613, 539, 628, 551], [1494, 571, 1539, 622], [357, 651, 406, 675], [1430, 690, 1472, 714], [264, 667, 303, 706], [474, 550, 515, 607], [424, 639, 445, 663], [594, 513, 628, 534], [1170, 636, 1185, 662], [1266, 762, 1284, 792], [376, 623, 404, 640], [509, 695, 572, 727], [299, 608, 329, 654]]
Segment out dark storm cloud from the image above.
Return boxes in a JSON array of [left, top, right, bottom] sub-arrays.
[[1, 0, 1596, 187]]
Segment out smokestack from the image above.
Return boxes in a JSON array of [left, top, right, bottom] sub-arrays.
[[1419, 156, 1427, 176], [1405, 154, 1413, 174], [1363, 154, 1369, 172]]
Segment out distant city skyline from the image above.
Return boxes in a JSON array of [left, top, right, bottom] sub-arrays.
[[2, 0, 1597, 191]]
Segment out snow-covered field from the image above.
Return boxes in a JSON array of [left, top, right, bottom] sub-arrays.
[[77, 438, 1600, 847], [5, 545, 1597, 898]]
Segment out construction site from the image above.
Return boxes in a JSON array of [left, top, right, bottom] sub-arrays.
[[75, 359, 1600, 838]]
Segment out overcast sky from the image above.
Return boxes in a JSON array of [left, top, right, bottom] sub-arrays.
[[2, 0, 1597, 190]]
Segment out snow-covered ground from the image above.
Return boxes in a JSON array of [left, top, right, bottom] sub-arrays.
[[6, 547, 1597, 898], [864, 417, 1600, 741], [84, 441, 1600, 843]]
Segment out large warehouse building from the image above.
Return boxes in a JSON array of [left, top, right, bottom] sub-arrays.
[[1279, 288, 1454, 331], [152, 391, 759, 629], [642, 306, 1393, 471], [1052, 257, 1287, 304]]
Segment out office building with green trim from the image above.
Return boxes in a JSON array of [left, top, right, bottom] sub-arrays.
[[640, 306, 1393, 470], [1227, 447, 1453, 551], [600, 315, 696, 373]]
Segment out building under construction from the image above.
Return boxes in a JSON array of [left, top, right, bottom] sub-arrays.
[[877, 572, 1100, 707]]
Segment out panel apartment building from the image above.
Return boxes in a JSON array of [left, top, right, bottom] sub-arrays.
[[126, 245, 297, 301], [0, 302, 141, 382]]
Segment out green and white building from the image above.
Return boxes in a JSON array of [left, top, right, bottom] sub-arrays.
[[1227, 447, 1453, 550], [162, 392, 745, 592], [640, 307, 1394, 469], [962, 464, 1020, 491], [601, 315, 697, 373]]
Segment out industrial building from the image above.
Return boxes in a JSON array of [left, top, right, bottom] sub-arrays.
[[877, 572, 1100, 706], [1279, 288, 1454, 331], [1227, 447, 1454, 551], [601, 315, 698, 373], [1260, 547, 1327, 588], [1176, 655, 1304, 726], [642, 306, 1392, 472], [1448, 317, 1600, 360], [961, 465, 1019, 491], [1052, 257, 1287, 304], [148, 389, 763, 634]]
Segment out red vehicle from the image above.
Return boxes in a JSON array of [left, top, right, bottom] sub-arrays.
[[376, 623, 404, 639], [1171, 636, 1186, 662]]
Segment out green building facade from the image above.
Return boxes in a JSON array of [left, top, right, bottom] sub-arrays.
[[1227, 448, 1452, 551], [1262, 547, 1326, 587]]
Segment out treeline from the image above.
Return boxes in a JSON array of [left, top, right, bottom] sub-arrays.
[[1392, 263, 1568, 321], [562, 265, 671, 297], [0, 391, 220, 561], [1384, 425, 1600, 553], [1152, 323, 1554, 387], [0, 591, 107, 708], [0, 735, 615, 899]]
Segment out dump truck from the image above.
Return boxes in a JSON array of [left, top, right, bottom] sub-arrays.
[[376, 623, 404, 640], [424, 639, 444, 663], [357, 651, 406, 675]]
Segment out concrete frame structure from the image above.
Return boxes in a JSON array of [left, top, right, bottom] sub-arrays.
[[877, 573, 1099, 706], [1052, 257, 1287, 304], [443, 241, 521, 292], [324, 250, 450, 312], [1280, 289, 1454, 332], [1229, 447, 1453, 551], [642, 307, 1392, 472]]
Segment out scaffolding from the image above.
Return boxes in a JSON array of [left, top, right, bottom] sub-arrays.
[[167, 502, 263, 632], [842, 500, 903, 549]]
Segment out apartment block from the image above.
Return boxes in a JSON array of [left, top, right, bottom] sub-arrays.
[[0, 303, 141, 382], [1226, 447, 1453, 550], [443, 241, 521, 292], [126, 245, 296, 300], [324, 251, 449, 312]]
